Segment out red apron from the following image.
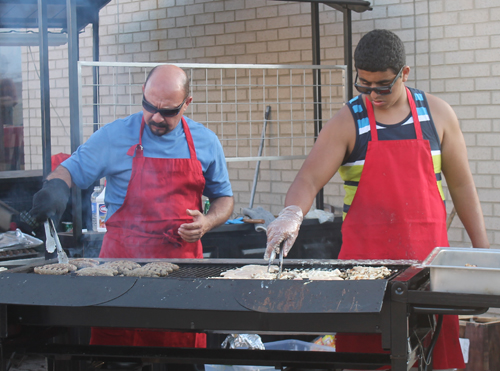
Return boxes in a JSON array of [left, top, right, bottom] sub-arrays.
[[336, 88, 464, 369], [90, 117, 207, 348]]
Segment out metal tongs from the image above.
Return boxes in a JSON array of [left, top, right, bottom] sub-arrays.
[[44, 219, 69, 264], [267, 241, 284, 279]]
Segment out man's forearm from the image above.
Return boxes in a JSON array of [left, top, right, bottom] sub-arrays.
[[206, 196, 234, 230], [450, 183, 490, 248], [47, 165, 73, 188]]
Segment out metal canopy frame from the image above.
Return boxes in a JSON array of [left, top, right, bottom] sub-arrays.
[[274, 0, 371, 210], [0, 0, 110, 245]]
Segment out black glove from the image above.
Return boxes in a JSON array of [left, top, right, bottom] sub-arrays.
[[30, 178, 70, 224]]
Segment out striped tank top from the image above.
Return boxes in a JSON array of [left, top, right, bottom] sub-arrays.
[[338, 86, 444, 219]]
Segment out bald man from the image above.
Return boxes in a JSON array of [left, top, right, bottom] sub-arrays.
[[31, 65, 234, 349]]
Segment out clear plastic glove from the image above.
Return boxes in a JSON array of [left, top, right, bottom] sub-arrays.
[[264, 205, 303, 259]]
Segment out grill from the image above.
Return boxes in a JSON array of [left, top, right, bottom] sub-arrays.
[[0, 258, 498, 370], [0, 248, 38, 261]]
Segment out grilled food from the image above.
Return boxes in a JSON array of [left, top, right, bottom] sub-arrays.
[[34, 263, 77, 275], [70, 258, 100, 269], [76, 267, 115, 277]]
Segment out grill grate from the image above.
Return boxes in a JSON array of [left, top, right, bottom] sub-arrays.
[[167, 264, 404, 280], [0, 248, 38, 262], [168, 264, 241, 278]]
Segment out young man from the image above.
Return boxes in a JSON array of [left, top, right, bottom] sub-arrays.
[[31, 65, 234, 352], [265, 29, 489, 370]]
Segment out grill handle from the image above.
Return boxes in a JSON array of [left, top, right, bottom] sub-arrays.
[[412, 306, 488, 315]]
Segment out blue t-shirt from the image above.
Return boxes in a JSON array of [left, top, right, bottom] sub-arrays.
[[62, 112, 233, 219]]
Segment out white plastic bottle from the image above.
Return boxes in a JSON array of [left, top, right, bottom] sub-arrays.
[[91, 186, 102, 232], [95, 186, 107, 232]]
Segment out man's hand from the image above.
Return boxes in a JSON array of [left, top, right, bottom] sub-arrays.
[[30, 178, 70, 224], [178, 209, 210, 243], [264, 205, 304, 259]]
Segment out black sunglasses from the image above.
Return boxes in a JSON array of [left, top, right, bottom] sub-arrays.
[[142, 95, 188, 117], [354, 66, 404, 96]]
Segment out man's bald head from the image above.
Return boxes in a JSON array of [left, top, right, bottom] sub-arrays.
[[144, 65, 190, 98]]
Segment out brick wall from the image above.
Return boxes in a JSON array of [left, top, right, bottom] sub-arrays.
[[20, 0, 500, 248]]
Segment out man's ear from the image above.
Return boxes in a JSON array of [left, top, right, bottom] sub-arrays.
[[402, 66, 411, 82]]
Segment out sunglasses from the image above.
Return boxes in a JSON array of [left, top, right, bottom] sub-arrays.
[[142, 95, 188, 117], [354, 66, 404, 96]]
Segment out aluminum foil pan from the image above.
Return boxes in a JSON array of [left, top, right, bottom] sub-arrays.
[[0, 229, 43, 251]]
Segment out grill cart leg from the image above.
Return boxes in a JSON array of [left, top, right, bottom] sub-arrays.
[[391, 283, 411, 371]]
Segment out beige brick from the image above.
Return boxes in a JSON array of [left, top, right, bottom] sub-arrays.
[[290, 38, 310, 51], [430, 65, 460, 79], [256, 30, 277, 42], [278, 27, 300, 40], [140, 20, 158, 31], [205, 45, 225, 57], [225, 0, 245, 11], [266, 40, 289, 52], [257, 53, 278, 64], [205, 1, 224, 13], [460, 91, 491, 105], [177, 37, 194, 49], [245, 19, 267, 32], [475, 0, 500, 9], [246, 42, 267, 54], [205, 24, 225, 35], [132, 11, 150, 22], [168, 28, 186, 39], [265, 16, 289, 30], [445, 50, 474, 64], [388, 3, 415, 17], [458, 9, 490, 23], [196, 36, 216, 47], [236, 33, 256, 43], [158, 18, 176, 28], [445, 0, 473, 11], [195, 13, 215, 24], [289, 14, 312, 27], [476, 76, 500, 91], [225, 21, 245, 33], [133, 31, 150, 43], [150, 50, 170, 62], [430, 12, 459, 26], [374, 17, 402, 30], [476, 21, 500, 36], [235, 8, 256, 21], [176, 15, 195, 27], [257, 6, 277, 18], [159, 39, 177, 50], [475, 49, 500, 63], [215, 11, 235, 23], [167, 49, 187, 60], [224, 44, 246, 56], [123, 22, 140, 33], [235, 54, 256, 64], [158, 0, 175, 7], [149, 8, 167, 20], [140, 0, 157, 10], [216, 34, 236, 45], [277, 3, 300, 16], [150, 30, 168, 40], [186, 3, 205, 15]]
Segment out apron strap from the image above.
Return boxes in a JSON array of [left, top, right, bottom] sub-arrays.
[[365, 98, 378, 142], [181, 117, 198, 161], [365, 87, 424, 142], [405, 87, 423, 140]]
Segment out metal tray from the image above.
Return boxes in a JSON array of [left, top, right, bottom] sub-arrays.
[[0, 230, 43, 251], [421, 247, 500, 295]]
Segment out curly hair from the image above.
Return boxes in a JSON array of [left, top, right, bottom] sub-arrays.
[[354, 29, 406, 74]]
